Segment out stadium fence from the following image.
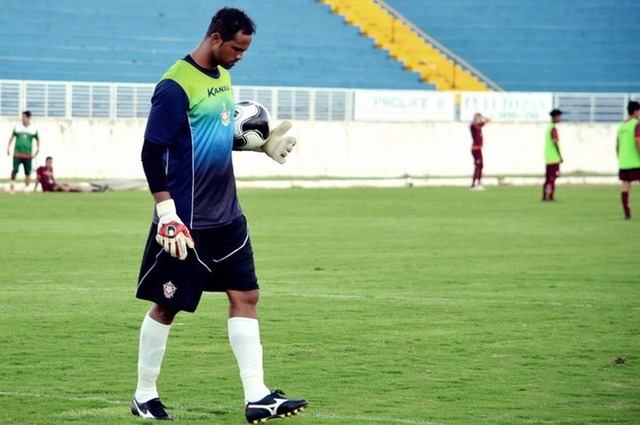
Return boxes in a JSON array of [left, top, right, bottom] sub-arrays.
[[0, 79, 638, 123]]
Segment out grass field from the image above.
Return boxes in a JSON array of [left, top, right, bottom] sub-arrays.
[[0, 185, 638, 425]]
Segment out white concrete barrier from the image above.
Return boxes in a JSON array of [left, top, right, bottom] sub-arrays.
[[0, 118, 619, 181]]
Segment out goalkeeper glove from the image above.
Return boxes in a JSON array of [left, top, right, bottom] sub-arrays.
[[155, 199, 194, 260], [257, 121, 296, 164]]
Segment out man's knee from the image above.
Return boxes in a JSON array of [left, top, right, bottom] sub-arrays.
[[227, 289, 259, 318], [148, 304, 178, 324]]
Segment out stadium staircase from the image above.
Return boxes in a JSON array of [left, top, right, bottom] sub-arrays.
[[319, 0, 499, 91]]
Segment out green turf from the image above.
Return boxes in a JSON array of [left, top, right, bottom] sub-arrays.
[[0, 186, 638, 424]]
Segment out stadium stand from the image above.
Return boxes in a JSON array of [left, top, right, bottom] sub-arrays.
[[0, 0, 429, 90], [320, 0, 494, 91], [386, 0, 640, 92], [0, 0, 637, 92]]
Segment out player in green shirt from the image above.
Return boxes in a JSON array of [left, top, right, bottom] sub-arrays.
[[616, 101, 640, 220], [542, 109, 563, 201], [6, 110, 40, 194]]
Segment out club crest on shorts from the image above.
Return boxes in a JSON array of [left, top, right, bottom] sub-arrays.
[[163, 281, 177, 299]]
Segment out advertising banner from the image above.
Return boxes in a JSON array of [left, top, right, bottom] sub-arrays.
[[354, 90, 455, 122], [460, 92, 553, 122]]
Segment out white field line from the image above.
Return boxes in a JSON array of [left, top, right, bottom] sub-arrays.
[[235, 176, 620, 189], [0, 390, 123, 405], [310, 412, 445, 425], [4, 285, 628, 310], [266, 292, 606, 309], [0, 390, 444, 424]]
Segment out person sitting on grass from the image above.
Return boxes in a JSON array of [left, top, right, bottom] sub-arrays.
[[35, 156, 108, 192]]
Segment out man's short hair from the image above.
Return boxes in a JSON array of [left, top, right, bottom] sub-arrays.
[[627, 101, 640, 115], [550, 109, 563, 118], [206, 7, 256, 40], [23, 110, 32, 118]]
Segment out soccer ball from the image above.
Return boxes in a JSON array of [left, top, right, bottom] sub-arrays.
[[233, 100, 271, 150]]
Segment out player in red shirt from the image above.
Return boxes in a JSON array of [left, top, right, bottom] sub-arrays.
[[470, 112, 490, 190], [35, 156, 107, 192]]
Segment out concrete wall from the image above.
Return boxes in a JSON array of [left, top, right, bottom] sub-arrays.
[[0, 118, 619, 180]]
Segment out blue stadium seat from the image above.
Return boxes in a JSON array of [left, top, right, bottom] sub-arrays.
[[0, 0, 430, 90], [2, 0, 634, 92], [386, 0, 640, 92]]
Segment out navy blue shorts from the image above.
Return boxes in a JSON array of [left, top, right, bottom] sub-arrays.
[[136, 215, 258, 313]]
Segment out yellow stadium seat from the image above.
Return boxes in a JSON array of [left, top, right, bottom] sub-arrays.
[[320, 0, 490, 91]]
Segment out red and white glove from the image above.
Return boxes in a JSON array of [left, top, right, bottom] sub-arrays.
[[155, 199, 194, 260], [257, 121, 296, 164]]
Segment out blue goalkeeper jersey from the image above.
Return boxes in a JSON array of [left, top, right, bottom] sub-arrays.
[[144, 55, 241, 229]]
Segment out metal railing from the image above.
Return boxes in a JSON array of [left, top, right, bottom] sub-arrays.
[[0, 80, 155, 119], [0, 79, 636, 123], [0, 80, 351, 122], [554, 92, 637, 123]]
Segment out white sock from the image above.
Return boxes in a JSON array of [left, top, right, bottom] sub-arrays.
[[135, 314, 171, 403], [228, 317, 271, 403]]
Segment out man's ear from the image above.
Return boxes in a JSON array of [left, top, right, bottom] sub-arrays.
[[209, 32, 222, 47]]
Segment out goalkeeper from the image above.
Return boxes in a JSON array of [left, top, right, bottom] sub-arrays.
[[132, 7, 307, 423]]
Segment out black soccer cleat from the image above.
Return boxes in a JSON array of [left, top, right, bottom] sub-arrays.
[[131, 397, 174, 420], [245, 389, 308, 423]]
